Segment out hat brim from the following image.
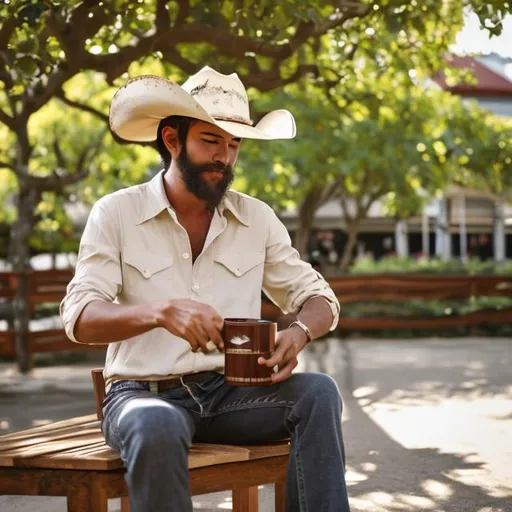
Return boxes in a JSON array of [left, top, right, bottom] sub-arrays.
[[109, 75, 296, 142]]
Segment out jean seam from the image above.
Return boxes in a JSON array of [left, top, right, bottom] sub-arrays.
[[180, 376, 204, 416], [293, 423, 308, 512], [202, 401, 294, 418]]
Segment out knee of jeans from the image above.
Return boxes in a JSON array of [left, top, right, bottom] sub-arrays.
[[118, 399, 192, 452], [305, 373, 343, 413]]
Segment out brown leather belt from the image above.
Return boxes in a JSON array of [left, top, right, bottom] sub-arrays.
[[149, 372, 215, 393]]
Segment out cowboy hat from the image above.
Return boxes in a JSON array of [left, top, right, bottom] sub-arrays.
[[109, 66, 296, 142]]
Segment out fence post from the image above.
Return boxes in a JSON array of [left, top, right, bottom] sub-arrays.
[[13, 270, 32, 373]]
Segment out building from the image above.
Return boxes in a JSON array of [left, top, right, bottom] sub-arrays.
[[281, 54, 512, 264]]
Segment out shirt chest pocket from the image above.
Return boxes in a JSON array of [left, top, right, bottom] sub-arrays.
[[214, 251, 265, 292], [122, 247, 174, 298]]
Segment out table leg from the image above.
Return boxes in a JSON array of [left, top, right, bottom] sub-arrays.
[[233, 485, 258, 512], [275, 479, 286, 512]]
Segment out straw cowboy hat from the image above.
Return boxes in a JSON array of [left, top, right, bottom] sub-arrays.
[[109, 66, 296, 142]]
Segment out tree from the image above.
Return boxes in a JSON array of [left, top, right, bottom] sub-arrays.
[[0, 0, 510, 371]]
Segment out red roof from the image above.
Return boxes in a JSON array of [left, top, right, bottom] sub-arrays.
[[434, 56, 512, 97]]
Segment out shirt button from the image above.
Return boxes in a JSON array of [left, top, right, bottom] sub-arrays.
[[192, 283, 200, 291], [142, 269, 150, 278], [235, 269, 242, 276], [182, 253, 190, 259]]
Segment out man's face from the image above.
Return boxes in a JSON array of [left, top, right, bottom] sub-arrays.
[[177, 121, 241, 211]]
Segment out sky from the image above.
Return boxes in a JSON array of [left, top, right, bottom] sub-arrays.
[[452, 11, 512, 58]]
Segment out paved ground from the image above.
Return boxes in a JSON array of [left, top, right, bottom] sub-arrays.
[[1, 336, 511, 511]]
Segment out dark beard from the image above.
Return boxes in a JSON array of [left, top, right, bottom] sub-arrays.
[[176, 148, 235, 212]]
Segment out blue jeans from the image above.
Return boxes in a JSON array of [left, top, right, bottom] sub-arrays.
[[101, 371, 350, 511]]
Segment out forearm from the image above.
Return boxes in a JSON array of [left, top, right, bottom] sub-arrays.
[[73, 300, 159, 344], [295, 296, 335, 341]]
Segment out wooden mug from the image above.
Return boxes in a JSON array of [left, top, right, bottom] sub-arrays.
[[223, 318, 277, 386]]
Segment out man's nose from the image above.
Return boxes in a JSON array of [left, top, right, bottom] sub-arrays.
[[213, 144, 230, 166]]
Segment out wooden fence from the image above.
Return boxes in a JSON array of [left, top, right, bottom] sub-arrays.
[[1, 271, 512, 362], [0, 269, 91, 358], [261, 274, 512, 332]]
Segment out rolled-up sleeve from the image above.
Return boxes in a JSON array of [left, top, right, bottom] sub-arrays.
[[262, 206, 339, 331], [60, 196, 122, 343]]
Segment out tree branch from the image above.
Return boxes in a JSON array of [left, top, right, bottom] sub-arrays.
[[245, 64, 319, 91], [77, 128, 106, 171], [169, 21, 314, 61], [55, 92, 155, 147], [313, 3, 372, 36], [25, 1, 116, 115], [47, 128, 107, 191], [156, 0, 172, 33], [0, 159, 14, 170], [56, 90, 109, 123], [0, 108, 15, 130], [23, 64, 74, 118], [160, 47, 198, 75], [339, 193, 354, 222], [320, 176, 343, 205], [0, 15, 18, 49], [53, 136, 67, 170], [175, 0, 190, 27]]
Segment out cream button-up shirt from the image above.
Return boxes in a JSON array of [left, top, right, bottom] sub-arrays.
[[60, 170, 340, 390]]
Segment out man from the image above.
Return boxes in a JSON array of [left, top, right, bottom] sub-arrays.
[[60, 66, 350, 511]]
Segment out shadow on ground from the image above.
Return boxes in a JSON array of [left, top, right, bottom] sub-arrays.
[[301, 337, 512, 512]]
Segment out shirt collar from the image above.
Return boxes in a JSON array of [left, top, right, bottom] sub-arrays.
[[220, 192, 250, 227], [137, 169, 250, 227], [136, 170, 170, 225]]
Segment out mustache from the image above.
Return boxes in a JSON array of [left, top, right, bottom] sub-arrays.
[[191, 162, 233, 175]]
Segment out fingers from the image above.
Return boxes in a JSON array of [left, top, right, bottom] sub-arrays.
[[203, 321, 224, 351], [212, 313, 224, 332], [167, 300, 224, 354], [271, 358, 298, 384], [258, 340, 291, 368]]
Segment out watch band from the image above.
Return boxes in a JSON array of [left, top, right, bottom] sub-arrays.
[[289, 319, 313, 343]]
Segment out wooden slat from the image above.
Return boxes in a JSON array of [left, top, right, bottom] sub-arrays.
[[14, 443, 123, 471], [0, 415, 97, 442], [27, 331, 106, 353], [0, 433, 106, 467], [245, 441, 290, 460], [0, 272, 15, 299], [0, 330, 15, 356], [188, 444, 252, 469], [0, 426, 101, 453], [338, 307, 512, 331]]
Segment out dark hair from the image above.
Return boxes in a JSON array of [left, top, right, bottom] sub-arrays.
[[155, 116, 195, 170]]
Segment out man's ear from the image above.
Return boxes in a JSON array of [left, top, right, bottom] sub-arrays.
[[162, 126, 182, 160]]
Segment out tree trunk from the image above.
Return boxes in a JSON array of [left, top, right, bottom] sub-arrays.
[[339, 223, 360, 272], [9, 185, 41, 373], [294, 187, 325, 257], [294, 224, 312, 258]]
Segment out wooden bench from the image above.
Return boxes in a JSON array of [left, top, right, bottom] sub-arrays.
[[0, 369, 290, 511]]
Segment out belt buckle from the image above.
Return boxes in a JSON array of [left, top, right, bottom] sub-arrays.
[[149, 381, 159, 393]]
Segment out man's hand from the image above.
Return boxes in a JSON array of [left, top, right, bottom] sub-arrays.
[[154, 299, 224, 353], [257, 324, 308, 384]]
